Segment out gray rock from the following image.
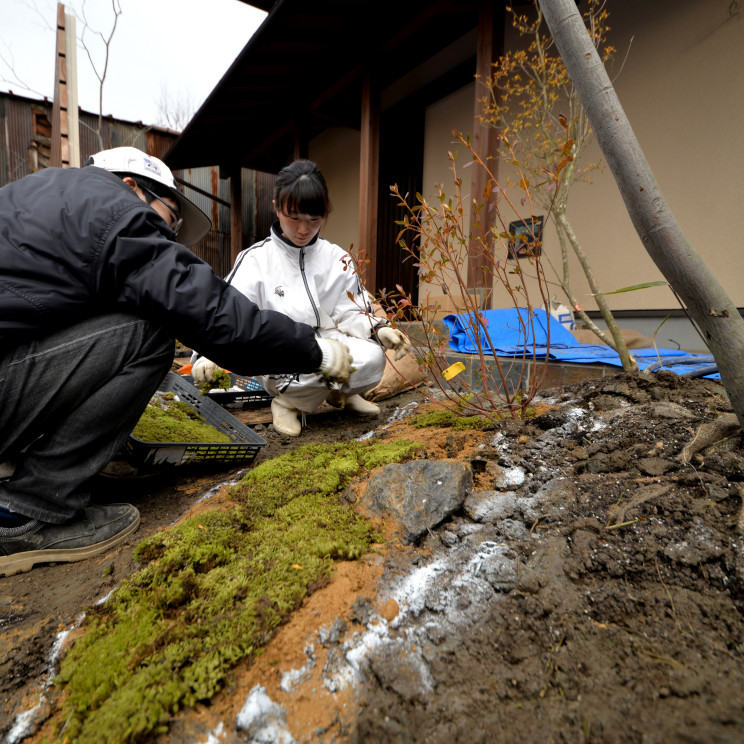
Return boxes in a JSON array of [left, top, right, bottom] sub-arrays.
[[496, 518, 530, 540], [364, 460, 473, 544], [317, 618, 347, 648], [439, 529, 459, 547], [472, 544, 519, 591], [636, 457, 675, 476], [463, 490, 520, 523], [663, 520, 725, 566], [367, 641, 434, 703]]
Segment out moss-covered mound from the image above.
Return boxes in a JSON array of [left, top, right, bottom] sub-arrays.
[[132, 392, 231, 444], [54, 438, 421, 744], [412, 408, 496, 430]]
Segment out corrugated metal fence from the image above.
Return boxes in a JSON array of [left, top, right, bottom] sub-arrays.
[[0, 91, 275, 278]]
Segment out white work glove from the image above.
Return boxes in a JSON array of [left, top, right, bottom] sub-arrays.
[[317, 338, 352, 382], [376, 326, 412, 361], [192, 356, 219, 386]]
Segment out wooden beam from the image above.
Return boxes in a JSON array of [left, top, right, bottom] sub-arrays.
[[64, 10, 80, 167], [50, 2, 69, 168], [467, 0, 505, 304], [359, 74, 380, 292]]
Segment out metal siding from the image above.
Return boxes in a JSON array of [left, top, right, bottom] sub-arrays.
[[0, 92, 275, 279], [255, 169, 277, 242], [1, 96, 35, 183], [0, 96, 8, 185]]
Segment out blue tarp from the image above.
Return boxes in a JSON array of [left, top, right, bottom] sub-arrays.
[[443, 308, 720, 379]]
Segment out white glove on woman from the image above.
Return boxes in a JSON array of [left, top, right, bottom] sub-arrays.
[[192, 356, 219, 385], [317, 338, 352, 382], [376, 326, 412, 360]]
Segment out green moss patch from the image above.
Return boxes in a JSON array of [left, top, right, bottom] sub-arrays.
[[132, 392, 231, 444], [199, 367, 232, 396], [54, 438, 421, 744], [413, 408, 496, 430]]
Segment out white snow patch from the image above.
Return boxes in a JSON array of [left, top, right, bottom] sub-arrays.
[[201, 721, 225, 744], [497, 466, 526, 487], [319, 538, 516, 695], [6, 707, 40, 744], [7, 614, 86, 743], [236, 685, 295, 744], [280, 644, 315, 692]]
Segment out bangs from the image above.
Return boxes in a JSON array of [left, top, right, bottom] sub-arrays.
[[278, 174, 328, 217]]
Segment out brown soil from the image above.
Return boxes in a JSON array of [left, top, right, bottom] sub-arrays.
[[2, 371, 744, 744]]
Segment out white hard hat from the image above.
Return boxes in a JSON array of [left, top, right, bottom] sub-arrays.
[[87, 146, 211, 247]]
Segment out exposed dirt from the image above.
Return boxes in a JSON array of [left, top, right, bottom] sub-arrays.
[[3, 370, 744, 744]]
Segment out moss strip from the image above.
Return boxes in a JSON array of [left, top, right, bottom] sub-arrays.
[[132, 393, 232, 444], [54, 438, 421, 744]]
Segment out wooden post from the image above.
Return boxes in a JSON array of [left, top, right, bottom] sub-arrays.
[[359, 75, 380, 291], [65, 10, 80, 167], [50, 2, 70, 168], [466, 0, 504, 308]]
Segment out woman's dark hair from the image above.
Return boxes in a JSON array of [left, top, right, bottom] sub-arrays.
[[274, 159, 331, 218]]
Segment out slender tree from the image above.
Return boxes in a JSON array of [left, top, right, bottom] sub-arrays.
[[481, 0, 636, 371], [78, 0, 122, 150], [537, 0, 744, 428], [0, 0, 122, 152]]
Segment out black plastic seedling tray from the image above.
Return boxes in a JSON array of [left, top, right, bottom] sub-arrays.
[[182, 373, 273, 408], [126, 373, 266, 469]]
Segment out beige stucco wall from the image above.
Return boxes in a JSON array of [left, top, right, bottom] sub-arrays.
[[420, 0, 744, 314], [308, 127, 361, 254], [568, 0, 744, 311], [308, 0, 743, 320]]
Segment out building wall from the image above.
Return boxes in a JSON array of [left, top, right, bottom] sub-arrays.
[[567, 0, 744, 312], [299, 0, 741, 353], [566, 0, 744, 350], [309, 126, 361, 255], [415, 0, 743, 350]]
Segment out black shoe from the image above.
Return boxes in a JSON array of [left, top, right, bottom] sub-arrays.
[[0, 503, 140, 577]]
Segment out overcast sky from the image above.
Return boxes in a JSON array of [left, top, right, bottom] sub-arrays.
[[0, 0, 267, 128]]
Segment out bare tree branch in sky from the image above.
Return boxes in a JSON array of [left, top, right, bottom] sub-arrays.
[[155, 84, 196, 132], [78, 0, 122, 149]]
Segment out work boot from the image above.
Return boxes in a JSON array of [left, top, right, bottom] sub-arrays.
[[343, 394, 381, 415], [271, 396, 302, 436], [0, 503, 140, 577]]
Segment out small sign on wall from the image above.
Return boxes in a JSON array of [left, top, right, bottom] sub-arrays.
[[508, 215, 544, 259]]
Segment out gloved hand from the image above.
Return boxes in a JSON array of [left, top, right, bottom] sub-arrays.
[[317, 338, 352, 382], [192, 356, 219, 386], [376, 326, 412, 361]]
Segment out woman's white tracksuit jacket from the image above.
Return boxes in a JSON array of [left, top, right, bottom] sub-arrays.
[[224, 223, 387, 412]]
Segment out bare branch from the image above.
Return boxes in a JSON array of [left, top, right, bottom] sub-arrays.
[[74, 0, 122, 148]]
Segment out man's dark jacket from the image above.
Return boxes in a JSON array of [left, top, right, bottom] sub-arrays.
[[0, 165, 321, 374]]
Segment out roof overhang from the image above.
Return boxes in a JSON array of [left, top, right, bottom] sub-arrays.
[[164, 0, 482, 173]]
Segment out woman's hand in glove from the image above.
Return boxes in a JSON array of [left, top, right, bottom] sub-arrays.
[[376, 327, 412, 360], [317, 338, 353, 383], [192, 357, 219, 385]]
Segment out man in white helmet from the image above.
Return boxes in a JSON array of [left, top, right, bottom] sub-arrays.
[[0, 146, 352, 577]]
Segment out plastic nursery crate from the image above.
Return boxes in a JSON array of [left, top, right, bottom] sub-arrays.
[[126, 372, 266, 469], [183, 373, 273, 408]]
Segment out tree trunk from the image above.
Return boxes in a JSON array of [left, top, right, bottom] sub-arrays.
[[538, 0, 744, 429], [554, 209, 637, 371]]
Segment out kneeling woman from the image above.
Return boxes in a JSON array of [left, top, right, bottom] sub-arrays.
[[195, 159, 410, 436]]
